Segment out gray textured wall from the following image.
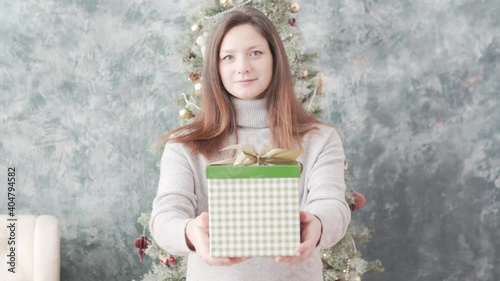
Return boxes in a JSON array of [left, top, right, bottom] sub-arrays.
[[1, 0, 499, 281]]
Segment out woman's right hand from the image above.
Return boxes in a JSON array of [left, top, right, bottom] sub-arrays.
[[185, 212, 248, 266]]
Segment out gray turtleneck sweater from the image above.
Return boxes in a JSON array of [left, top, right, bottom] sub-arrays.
[[150, 98, 351, 281]]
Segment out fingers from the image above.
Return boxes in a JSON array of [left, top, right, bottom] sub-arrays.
[[275, 211, 321, 265], [273, 240, 315, 265], [295, 239, 316, 260], [189, 212, 249, 266], [196, 234, 246, 266], [300, 211, 317, 225], [197, 212, 209, 228], [202, 256, 250, 266], [274, 256, 301, 264]]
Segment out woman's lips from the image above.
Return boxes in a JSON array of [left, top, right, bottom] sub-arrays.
[[235, 78, 257, 84]]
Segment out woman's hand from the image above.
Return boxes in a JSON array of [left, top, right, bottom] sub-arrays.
[[274, 211, 322, 265], [185, 212, 249, 266]]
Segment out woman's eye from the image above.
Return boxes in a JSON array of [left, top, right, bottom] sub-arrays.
[[251, 51, 262, 56], [222, 55, 233, 61]]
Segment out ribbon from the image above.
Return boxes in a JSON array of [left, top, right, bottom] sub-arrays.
[[210, 144, 302, 166]]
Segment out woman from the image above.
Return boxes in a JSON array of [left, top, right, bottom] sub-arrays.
[[150, 6, 350, 280]]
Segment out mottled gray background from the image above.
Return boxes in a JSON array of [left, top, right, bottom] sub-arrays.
[[1, 0, 498, 281]]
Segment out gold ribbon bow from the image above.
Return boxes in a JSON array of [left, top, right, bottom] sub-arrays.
[[210, 144, 302, 166]]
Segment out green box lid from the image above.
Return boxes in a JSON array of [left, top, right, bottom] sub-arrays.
[[206, 165, 301, 179]]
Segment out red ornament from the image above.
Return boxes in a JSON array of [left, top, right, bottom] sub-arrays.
[[169, 254, 177, 265], [289, 18, 296, 26], [133, 235, 150, 262], [137, 249, 145, 262], [160, 256, 170, 267], [349, 189, 366, 211], [134, 235, 149, 249]]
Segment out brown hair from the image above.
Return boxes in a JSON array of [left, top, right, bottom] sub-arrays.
[[160, 6, 320, 159]]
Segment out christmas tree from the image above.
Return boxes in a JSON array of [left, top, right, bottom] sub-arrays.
[[134, 1, 383, 280]]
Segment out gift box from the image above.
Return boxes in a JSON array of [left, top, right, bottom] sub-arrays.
[[206, 164, 301, 257]]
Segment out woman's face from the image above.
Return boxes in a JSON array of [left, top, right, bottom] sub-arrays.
[[218, 24, 273, 100]]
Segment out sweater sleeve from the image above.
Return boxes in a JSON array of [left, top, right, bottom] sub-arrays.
[[149, 142, 197, 255], [302, 127, 351, 249]]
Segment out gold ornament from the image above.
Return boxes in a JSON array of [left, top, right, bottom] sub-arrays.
[[194, 82, 202, 95], [196, 36, 205, 46], [191, 23, 202, 32], [290, 2, 300, 13], [219, 0, 233, 8], [183, 52, 196, 63], [189, 72, 200, 82], [179, 108, 192, 119]]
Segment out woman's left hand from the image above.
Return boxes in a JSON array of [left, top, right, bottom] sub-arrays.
[[274, 211, 322, 265]]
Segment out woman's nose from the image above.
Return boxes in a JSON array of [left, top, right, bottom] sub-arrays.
[[237, 58, 251, 74]]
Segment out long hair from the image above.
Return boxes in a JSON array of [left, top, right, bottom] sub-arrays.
[[160, 7, 320, 159]]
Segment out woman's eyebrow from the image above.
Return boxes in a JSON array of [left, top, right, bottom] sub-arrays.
[[220, 44, 265, 54]]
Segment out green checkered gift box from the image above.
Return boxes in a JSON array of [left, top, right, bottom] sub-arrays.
[[206, 144, 302, 257]]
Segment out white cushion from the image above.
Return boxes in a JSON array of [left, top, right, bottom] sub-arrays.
[[0, 215, 60, 281]]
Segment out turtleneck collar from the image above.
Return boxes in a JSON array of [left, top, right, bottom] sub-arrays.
[[231, 97, 269, 128]]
